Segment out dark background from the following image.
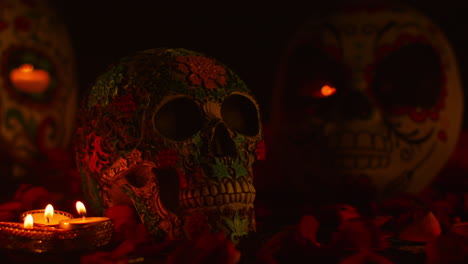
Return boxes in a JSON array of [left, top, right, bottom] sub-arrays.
[[50, 0, 467, 126]]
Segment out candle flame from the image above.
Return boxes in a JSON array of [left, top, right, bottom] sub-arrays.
[[24, 214, 34, 228], [300, 81, 337, 99], [18, 64, 34, 73], [320, 85, 336, 97], [44, 204, 54, 223], [76, 201, 87, 216]]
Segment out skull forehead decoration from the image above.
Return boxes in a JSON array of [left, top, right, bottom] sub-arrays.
[[0, 0, 77, 185], [271, 4, 463, 200], [76, 48, 263, 242]]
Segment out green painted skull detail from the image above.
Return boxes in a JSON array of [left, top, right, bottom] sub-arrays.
[[75, 48, 262, 242]]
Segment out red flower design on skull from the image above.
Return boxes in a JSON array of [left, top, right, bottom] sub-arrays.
[[155, 148, 179, 168], [81, 132, 109, 174], [176, 55, 227, 89], [183, 212, 210, 240]]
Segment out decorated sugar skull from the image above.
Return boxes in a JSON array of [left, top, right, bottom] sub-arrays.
[[75, 48, 263, 242], [0, 0, 77, 189], [270, 4, 463, 200]]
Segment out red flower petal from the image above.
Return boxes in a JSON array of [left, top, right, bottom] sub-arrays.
[[156, 148, 179, 168], [203, 78, 218, 90], [117, 220, 140, 242], [189, 73, 203, 86], [0, 201, 23, 212], [330, 218, 385, 251], [0, 211, 16, 222], [184, 212, 210, 240], [13, 184, 31, 201], [425, 224, 468, 264], [105, 205, 136, 221], [131, 223, 148, 245], [167, 231, 240, 264], [398, 211, 441, 242], [331, 220, 372, 251], [19, 186, 49, 206], [216, 75, 227, 87], [80, 251, 116, 264], [177, 64, 189, 74], [297, 215, 320, 246], [339, 251, 393, 264], [110, 240, 135, 260]]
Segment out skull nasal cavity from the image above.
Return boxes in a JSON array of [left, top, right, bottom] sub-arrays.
[[212, 123, 237, 157], [340, 91, 372, 120]]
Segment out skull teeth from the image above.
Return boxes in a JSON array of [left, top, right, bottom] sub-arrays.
[[328, 132, 391, 152], [332, 155, 390, 169], [180, 179, 256, 209]]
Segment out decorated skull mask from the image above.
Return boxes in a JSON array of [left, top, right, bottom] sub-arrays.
[[270, 4, 463, 200], [75, 48, 263, 242], [0, 0, 77, 189]]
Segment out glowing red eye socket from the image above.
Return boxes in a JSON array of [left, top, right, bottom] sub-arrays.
[[299, 81, 337, 99], [319, 85, 336, 97]]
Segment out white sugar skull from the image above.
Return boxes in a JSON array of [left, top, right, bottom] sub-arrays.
[[0, 0, 77, 191], [269, 4, 463, 201], [75, 48, 263, 242]]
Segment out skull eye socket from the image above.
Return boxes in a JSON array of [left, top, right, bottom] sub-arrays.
[[221, 94, 259, 136], [154, 97, 204, 141], [283, 45, 345, 112], [372, 44, 442, 109], [125, 166, 152, 188]]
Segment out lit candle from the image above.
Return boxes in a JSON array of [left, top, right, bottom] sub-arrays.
[[58, 201, 110, 229], [21, 204, 73, 226], [45, 204, 53, 224], [9, 63, 51, 93], [76, 201, 86, 219], [23, 214, 34, 229]]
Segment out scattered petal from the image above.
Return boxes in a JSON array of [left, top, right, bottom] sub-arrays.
[[331, 218, 374, 251], [0, 201, 23, 212], [105, 205, 136, 221], [372, 216, 392, 227], [81, 251, 118, 264], [340, 250, 393, 264], [398, 211, 441, 242], [19, 186, 49, 206], [0, 211, 15, 221], [297, 215, 320, 246], [166, 231, 240, 264], [425, 223, 468, 264], [111, 240, 135, 260]]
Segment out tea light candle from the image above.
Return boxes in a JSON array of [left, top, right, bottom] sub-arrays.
[[58, 201, 110, 229], [21, 204, 73, 226], [9, 63, 50, 93], [0, 201, 113, 253]]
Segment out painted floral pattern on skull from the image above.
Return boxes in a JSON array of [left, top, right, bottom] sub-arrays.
[[75, 48, 263, 243], [176, 55, 228, 89]]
